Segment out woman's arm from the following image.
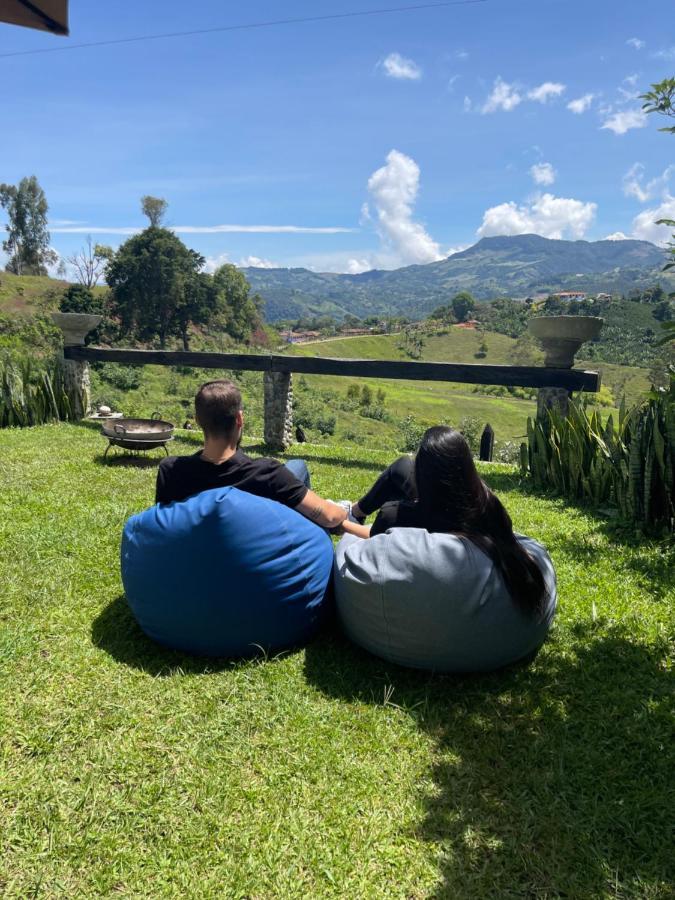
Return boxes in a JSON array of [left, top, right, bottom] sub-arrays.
[[339, 519, 371, 539]]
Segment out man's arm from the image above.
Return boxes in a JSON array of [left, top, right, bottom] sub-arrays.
[[294, 490, 348, 529]]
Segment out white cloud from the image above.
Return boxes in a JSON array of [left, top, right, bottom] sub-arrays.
[[527, 81, 566, 103], [50, 223, 357, 235], [447, 74, 460, 92], [626, 37, 645, 50], [618, 74, 640, 101], [481, 77, 522, 113], [455, 49, 469, 60], [477, 192, 597, 240], [604, 231, 630, 241], [567, 93, 595, 114], [601, 108, 647, 135], [345, 258, 375, 274], [381, 52, 421, 80], [366, 149, 444, 265], [630, 196, 675, 245], [623, 163, 650, 202], [622, 163, 674, 203], [530, 162, 556, 186], [653, 46, 675, 60], [463, 95, 472, 112], [239, 256, 281, 269]]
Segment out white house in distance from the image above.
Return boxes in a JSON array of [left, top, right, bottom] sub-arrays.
[[557, 291, 587, 301]]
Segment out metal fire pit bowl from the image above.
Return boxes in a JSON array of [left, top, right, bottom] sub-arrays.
[[101, 413, 174, 459]]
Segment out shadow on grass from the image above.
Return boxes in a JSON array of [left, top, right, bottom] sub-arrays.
[[91, 452, 165, 468], [304, 628, 673, 897], [91, 595, 298, 676]]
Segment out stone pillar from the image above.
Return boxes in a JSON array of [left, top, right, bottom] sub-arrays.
[[62, 358, 92, 419], [264, 371, 293, 451], [51, 312, 102, 421], [537, 386, 571, 421]]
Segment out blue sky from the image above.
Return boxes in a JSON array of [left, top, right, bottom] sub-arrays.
[[1, 0, 674, 273]]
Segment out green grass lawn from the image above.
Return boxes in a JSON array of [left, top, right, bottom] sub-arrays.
[[1, 424, 673, 898]]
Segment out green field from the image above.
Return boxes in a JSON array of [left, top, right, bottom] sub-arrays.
[[0, 423, 672, 897], [283, 328, 651, 449]]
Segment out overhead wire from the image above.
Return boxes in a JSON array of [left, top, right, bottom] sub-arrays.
[[0, 0, 488, 59]]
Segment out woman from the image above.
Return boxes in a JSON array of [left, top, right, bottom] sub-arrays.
[[341, 425, 548, 618]]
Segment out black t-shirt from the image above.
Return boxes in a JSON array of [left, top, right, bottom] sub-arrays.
[[155, 450, 309, 508], [370, 500, 453, 537]]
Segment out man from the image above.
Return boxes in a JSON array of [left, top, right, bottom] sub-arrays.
[[155, 379, 349, 531]]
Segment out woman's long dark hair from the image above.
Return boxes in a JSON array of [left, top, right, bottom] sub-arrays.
[[414, 426, 547, 617]]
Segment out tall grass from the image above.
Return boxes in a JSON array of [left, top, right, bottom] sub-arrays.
[[0, 355, 71, 428], [521, 370, 675, 533]]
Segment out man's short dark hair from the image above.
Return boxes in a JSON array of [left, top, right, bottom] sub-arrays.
[[195, 380, 242, 439]]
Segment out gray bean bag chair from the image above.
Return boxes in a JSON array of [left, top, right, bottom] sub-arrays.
[[334, 530, 557, 672]]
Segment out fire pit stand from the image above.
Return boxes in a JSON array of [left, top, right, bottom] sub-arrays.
[[101, 415, 175, 461], [103, 436, 174, 460]]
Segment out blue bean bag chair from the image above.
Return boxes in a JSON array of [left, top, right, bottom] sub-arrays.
[[121, 486, 334, 657], [335, 530, 557, 672]]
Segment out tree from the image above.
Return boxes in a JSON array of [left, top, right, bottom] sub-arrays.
[[67, 236, 110, 288], [0, 175, 56, 275], [105, 227, 206, 348], [141, 195, 168, 227], [641, 77, 675, 341], [640, 78, 675, 133], [212, 264, 261, 343], [172, 269, 215, 351], [451, 291, 476, 323]]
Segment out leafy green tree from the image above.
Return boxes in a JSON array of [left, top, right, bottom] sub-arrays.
[[0, 175, 56, 275], [641, 77, 675, 341], [141, 195, 169, 227], [171, 271, 215, 351], [451, 291, 476, 323], [212, 264, 261, 343], [105, 227, 206, 348], [640, 78, 675, 133]]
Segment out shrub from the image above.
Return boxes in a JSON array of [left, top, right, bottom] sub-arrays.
[[495, 441, 521, 464], [98, 363, 143, 391], [360, 404, 388, 422], [342, 429, 365, 445], [458, 416, 482, 452], [315, 415, 336, 436], [398, 414, 426, 452], [360, 385, 373, 407], [346, 384, 360, 401], [58, 284, 102, 314]]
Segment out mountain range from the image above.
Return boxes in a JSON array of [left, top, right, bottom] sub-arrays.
[[242, 234, 672, 322]]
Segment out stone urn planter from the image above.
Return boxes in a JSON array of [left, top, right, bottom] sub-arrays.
[[528, 315, 603, 368], [51, 312, 103, 346]]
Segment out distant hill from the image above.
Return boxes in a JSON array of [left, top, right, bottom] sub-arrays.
[[242, 234, 672, 321]]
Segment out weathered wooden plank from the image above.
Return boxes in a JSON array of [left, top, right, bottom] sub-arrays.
[[64, 346, 272, 372], [64, 346, 601, 391]]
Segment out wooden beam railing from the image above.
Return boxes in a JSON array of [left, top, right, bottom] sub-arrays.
[[64, 346, 601, 392]]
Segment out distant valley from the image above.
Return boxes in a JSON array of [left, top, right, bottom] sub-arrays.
[[242, 234, 673, 321]]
